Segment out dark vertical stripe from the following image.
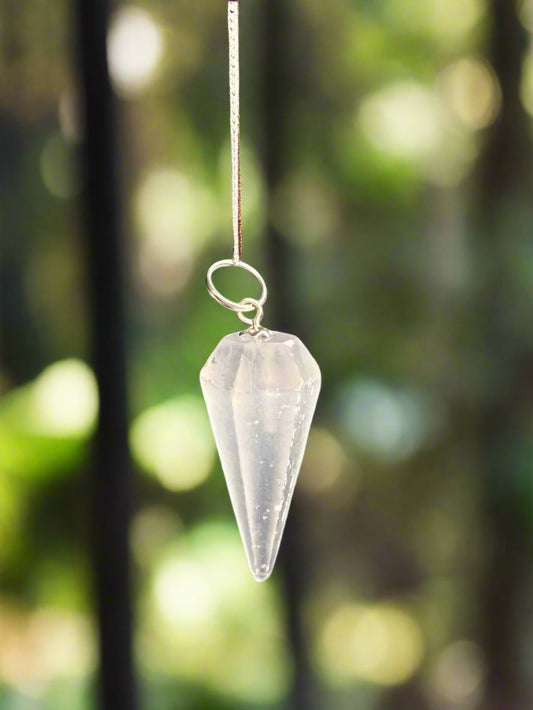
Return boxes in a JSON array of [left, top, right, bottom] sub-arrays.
[[259, 1, 315, 708], [74, 1, 138, 708], [476, 1, 531, 708]]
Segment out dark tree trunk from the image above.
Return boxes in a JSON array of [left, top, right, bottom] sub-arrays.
[[259, 1, 316, 709], [476, 1, 532, 708], [75, 1, 138, 709], [0, 3, 45, 382]]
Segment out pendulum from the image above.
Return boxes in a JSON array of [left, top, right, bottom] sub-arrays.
[[200, 0, 321, 582]]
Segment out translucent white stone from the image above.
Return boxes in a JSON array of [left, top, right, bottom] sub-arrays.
[[200, 330, 321, 581]]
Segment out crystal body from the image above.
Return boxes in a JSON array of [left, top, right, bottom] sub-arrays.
[[200, 330, 321, 581]]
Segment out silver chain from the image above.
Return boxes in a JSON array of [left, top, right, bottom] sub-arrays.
[[205, 1, 270, 338], [228, 0, 242, 262]]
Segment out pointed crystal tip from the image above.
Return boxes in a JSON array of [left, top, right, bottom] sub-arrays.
[[252, 563, 274, 583], [201, 330, 321, 581]]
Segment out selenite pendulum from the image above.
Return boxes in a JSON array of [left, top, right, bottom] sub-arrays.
[[200, 0, 321, 582]]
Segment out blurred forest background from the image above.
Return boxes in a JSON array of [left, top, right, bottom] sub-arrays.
[[1, 0, 533, 708]]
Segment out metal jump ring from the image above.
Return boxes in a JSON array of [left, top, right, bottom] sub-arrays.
[[237, 297, 264, 328], [237, 298, 271, 339], [206, 259, 268, 313]]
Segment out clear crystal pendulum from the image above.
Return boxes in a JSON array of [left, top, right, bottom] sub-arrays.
[[200, 0, 321, 582]]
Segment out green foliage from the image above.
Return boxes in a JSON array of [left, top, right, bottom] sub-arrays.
[[1, 0, 533, 707]]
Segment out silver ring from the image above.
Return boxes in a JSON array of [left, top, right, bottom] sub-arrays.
[[237, 298, 271, 339], [237, 297, 263, 328], [206, 259, 268, 313]]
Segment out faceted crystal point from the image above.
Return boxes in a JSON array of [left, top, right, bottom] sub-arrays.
[[200, 330, 321, 581]]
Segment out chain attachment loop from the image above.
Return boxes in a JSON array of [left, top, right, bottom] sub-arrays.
[[204, 2, 270, 336], [237, 298, 272, 339], [206, 258, 267, 313]]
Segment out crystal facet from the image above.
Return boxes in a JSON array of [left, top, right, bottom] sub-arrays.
[[200, 330, 321, 581]]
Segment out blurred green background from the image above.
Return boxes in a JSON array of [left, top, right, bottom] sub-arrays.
[[1, 0, 533, 708]]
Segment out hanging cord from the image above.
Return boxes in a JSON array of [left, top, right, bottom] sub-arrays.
[[205, 0, 270, 338], [228, 0, 242, 262]]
